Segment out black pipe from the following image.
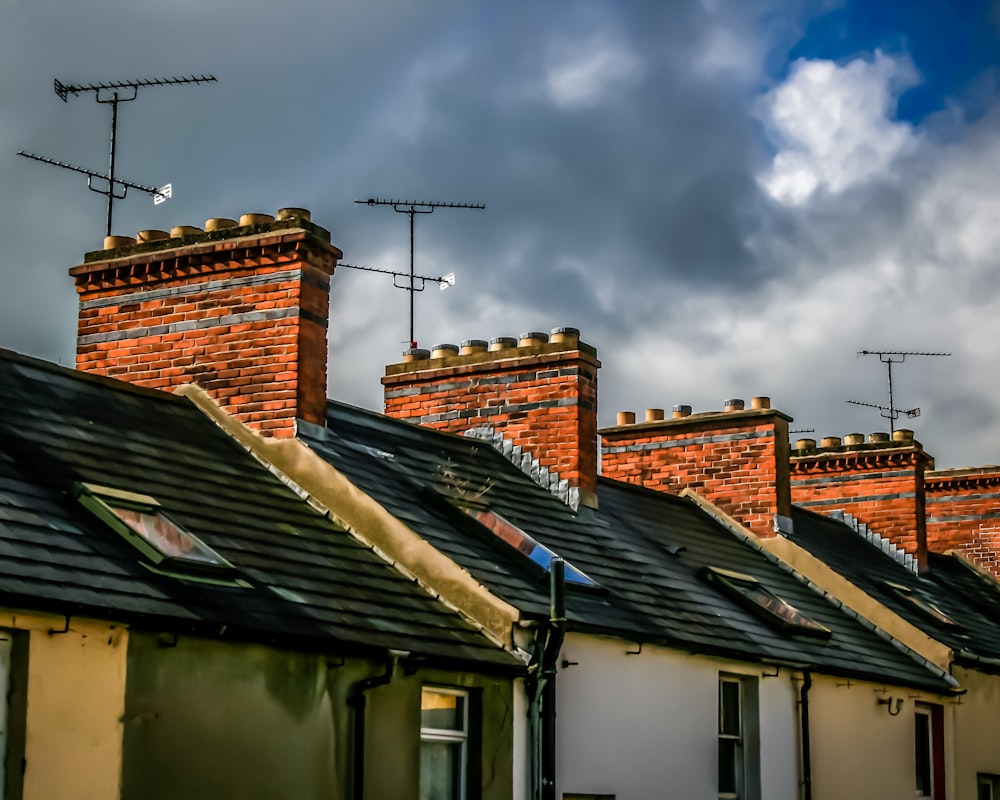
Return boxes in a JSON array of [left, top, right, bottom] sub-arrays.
[[349, 655, 399, 800], [800, 671, 813, 800], [540, 559, 567, 800]]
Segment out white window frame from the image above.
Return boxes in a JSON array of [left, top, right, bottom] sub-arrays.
[[979, 773, 1000, 800], [420, 687, 469, 800], [718, 674, 760, 800], [915, 705, 935, 798]]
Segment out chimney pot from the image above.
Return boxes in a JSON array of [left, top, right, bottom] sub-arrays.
[[672, 404, 692, 418], [751, 396, 771, 410], [489, 337, 517, 351], [460, 339, 488, 355], [239, 213, 275, 227], [869, 432, 891, 444], [645, 408, 665, 422], [431, 343, 459, 359], [519, 331, 549, 346], [137, 229, 169, 243], [617, 411, 636, 426], [821, 436, 842, 449], [724, 398, 745, 412], [892, 429, 915, 443], [402, 348, 430, 363], [550, 326, 580, 344], [844, 433, 865, 446], [170, 225, 203, 238], [796, 438, 817, 453], [103, 235, 136, 250], [205, 218, 238, 232], [276, 207, 311, 222]]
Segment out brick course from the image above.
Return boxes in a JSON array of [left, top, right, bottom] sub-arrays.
[[382, 330, 600, 508], [599, 402, 792, 538], [70, 211, 341, 438], [926, 466, 1000, 576]]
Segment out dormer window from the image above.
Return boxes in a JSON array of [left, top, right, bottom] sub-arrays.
[[75, 483, 234, 575], [464, 507, 598, 587], [702, 567, 832, 638]]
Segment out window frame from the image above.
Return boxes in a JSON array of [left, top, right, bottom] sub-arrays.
[[420, 686, 470, 800], [717, 674, 760, 800], [914, 702, 945, 799]]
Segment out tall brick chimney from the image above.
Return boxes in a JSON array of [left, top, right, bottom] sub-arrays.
[[70, 208, 341, 438], [789, 430, 932, 570], [382, 328, 600, 509], [925, 466, 1000, 577], [599, 397, 793, 538]]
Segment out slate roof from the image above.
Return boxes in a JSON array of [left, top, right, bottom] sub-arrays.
[[308, 400, 954, 692], [787, 507, 1000, 670], [0, 349, 518, 671]]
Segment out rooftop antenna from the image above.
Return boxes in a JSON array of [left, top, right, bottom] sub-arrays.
[[356, 197, 484, 347], [846, 350, 951, 433], [338, 261, 456, 301], [29, 74, 216, 235]]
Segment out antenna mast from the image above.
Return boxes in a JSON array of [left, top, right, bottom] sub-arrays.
[[846, 350, 951, 433], [29, 74, 216, 235], [356, 197, 484, 347]]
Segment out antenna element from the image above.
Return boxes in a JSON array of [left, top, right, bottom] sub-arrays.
[[846, 350, 950, 433], [356, 198, 484, 347]]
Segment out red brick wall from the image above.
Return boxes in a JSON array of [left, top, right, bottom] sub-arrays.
[[382, 329, 600, 508], [599, 401, 792, 538], [70, 210, 341, 438], [926, 467, 1000, 577], [790, 435, 931, 564]]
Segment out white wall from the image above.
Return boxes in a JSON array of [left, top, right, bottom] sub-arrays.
[[554, 633, 799, 800]]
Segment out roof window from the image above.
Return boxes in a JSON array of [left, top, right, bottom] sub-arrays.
[[884, 581, 959, 628], [702, 566, 832, 638], [465, 507, 598, 587], [75, 483, 234, 576]]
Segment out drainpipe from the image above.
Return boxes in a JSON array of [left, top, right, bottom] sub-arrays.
[[800, 671, 812, 800], [349, 651, 405, 800], [526, 559, 567, 800]]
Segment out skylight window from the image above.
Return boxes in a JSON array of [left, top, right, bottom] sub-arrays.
[[884, 581, 959, 628], [465, 507, 598, 587], [75, 483, 234, 574], [702, 567, 832, 638]]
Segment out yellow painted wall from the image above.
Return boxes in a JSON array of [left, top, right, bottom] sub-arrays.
[[0, 611, 128, 800], [808, 673, 950, 800], [948, 667, 1000, 798]]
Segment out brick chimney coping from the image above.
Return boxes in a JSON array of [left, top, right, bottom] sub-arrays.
[[75, 213, 336, 267], [383, 337, 599, 381], [790, 443, 934, 472], [927, 465, 1000, 479], [599, 406, 792, 436]]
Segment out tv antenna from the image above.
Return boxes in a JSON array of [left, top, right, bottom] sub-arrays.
[[356, 197, 484, 347], [846, 350, 950, 433], [338, 262, 456, 298], [21, 74, 216, 236]]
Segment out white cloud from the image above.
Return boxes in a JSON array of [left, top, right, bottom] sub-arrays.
[[545, 31, 642, 110], [757, 52, 920, 205]]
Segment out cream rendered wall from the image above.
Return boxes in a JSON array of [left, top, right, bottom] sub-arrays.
[[807, 673, 953, 800], [13, 614, 127, 800], [949, 667, 1000, 799], [554, 633, 799, 800]]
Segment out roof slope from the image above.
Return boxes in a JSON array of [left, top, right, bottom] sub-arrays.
[[789, 506, 1000, 667], [311, 401, 953, 691], [0, 350, 517, 671]]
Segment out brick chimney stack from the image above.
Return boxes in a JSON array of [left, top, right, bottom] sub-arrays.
[[600, 397, 793, 538], [789, 430, 932, 570], [382, 327, 600, 509], [70, 208, 341, 438]]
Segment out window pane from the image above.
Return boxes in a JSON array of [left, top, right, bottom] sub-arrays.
[[915, 712, 932, 796], [718, 737, 739, 795], [420, 740, 462, 800], [422, 690, 465, 732], [113, 507, 229, 566], [720, 681, 741, 736]]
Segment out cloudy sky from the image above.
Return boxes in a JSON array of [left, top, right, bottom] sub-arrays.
[[2, 0, 999, 469]]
